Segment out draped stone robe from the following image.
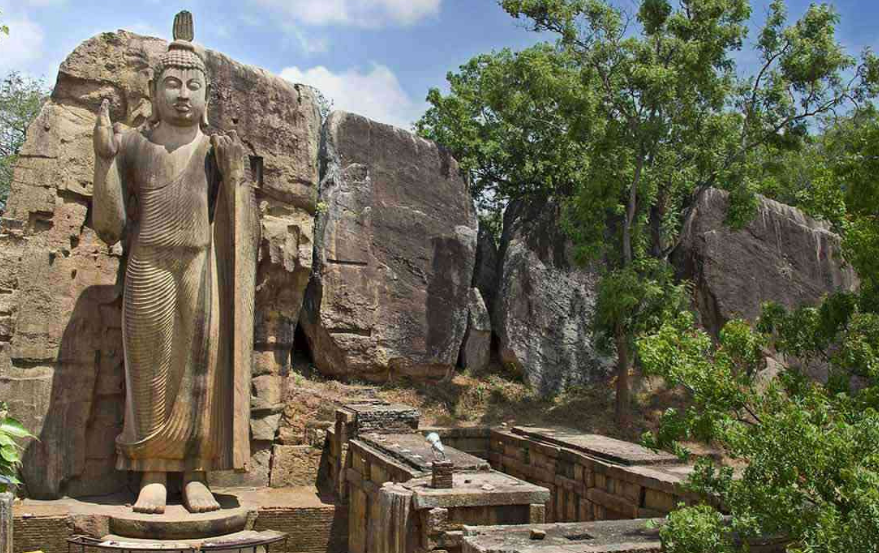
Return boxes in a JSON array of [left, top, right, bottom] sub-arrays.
[[113, 129, 257, 472]]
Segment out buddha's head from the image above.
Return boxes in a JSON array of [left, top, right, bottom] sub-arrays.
[[149, 11, 209, 128]]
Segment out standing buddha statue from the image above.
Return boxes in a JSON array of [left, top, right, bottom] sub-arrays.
[[92, 11, 259, 514]]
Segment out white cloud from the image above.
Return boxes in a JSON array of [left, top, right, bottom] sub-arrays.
[[257, 0, 441, 28], [0, 17, 45, 72], [280, 64, 425, 129], [280, 24, 329, 55]]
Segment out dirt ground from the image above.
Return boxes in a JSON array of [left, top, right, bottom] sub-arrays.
[[290, 353, 690, 444]]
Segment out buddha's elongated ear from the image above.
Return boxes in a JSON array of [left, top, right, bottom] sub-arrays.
[[148, 78, 160, 126], [201, 81, 211, 128]]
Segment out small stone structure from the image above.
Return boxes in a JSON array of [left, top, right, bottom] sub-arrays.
[[376, 472, 549, 553], [326, 399, 421, 499], [408, 425, 698, 523], [328, 400, 549, 553], [491, 426, 697, 522], [431, 460, 454, 489]]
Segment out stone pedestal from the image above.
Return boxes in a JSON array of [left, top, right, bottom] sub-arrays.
[[0, 493, 12, 553], [108, 505, 250, 540], [431, 461, 454, 489]]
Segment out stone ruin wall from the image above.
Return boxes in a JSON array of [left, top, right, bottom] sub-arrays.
[[395, 426, 696, 525]]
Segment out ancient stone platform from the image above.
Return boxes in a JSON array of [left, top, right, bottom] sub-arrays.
[[359, 432, 490, 473], [406, 471, 550, 510], [462, 519, 663, 553], [13, 487, 347, 553], [107, 505, 250, 540], [510, 426, 679, 466], [86, 530, 286, 552]]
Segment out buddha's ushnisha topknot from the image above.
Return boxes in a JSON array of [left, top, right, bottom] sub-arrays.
[[173, 10, 194, 42], [155, 10, 206, 77]]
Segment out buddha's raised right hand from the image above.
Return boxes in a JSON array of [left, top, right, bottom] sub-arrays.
[[94, 99, 123, 160]]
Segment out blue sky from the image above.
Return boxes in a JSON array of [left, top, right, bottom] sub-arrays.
[[1, 0, 878, 129]]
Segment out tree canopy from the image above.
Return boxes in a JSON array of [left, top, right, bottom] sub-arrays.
[[639, 127, 879, 548], [419, 2, 879, 547], [417, 0, 879, 423]]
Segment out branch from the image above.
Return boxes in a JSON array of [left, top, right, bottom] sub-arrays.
[[743, 41, 791, 141], [742, 402, 764, 425]]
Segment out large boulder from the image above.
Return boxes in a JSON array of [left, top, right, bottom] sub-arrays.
[[673, 188, 859, 335], [0, 30, 320, 498], [460, 288, 492, 372], [493, 200, 612, 396], [472, 226, 500, 311], [302, 111, 478, 382]]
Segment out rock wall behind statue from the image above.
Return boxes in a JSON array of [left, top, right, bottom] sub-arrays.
[[301, 111, 478, 382], [0, 30, 320, 498]]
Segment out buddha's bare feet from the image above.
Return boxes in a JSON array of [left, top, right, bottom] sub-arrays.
[[133, 471, 167, 514], [183, 471, 220, 513]]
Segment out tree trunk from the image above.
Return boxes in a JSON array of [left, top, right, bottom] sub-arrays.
[[614, 325, 631, 427], [649, 202, 664, 258]]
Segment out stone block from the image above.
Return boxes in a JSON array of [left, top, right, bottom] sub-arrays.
[[209, 442, 273, 488], [250, 413, 282, 441], [529, 503, 546, 524], [251, 374, 284, 413], [643, 489, 676, 513], [270, 445, 322, 488]]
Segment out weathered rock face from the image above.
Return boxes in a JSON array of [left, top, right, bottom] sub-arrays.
[[673, 188, 858, 336], [0, 30, 320, 498], [460, 288, 492, 372], [493, 200, 612, 396], [473, 226, 500, 311], [302, 111, 478, 382]]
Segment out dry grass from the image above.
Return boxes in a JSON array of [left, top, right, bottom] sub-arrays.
[[290, 354, 690, 443], [379, 369, 690, 443]]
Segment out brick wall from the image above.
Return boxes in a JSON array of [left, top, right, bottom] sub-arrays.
[[14, 514, 71, 553], [254, 506, 348, 553]]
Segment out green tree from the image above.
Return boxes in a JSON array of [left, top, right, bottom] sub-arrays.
[[638, 109, 879, 552], [418, 0, 878, 423], [0, 71, 48, 213], [416, 44, 588, 235]]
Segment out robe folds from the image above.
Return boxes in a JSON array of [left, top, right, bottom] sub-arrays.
[[114, 130, 258, 472]]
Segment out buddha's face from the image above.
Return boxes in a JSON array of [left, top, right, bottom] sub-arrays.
[[153, 67, 207, 127]]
